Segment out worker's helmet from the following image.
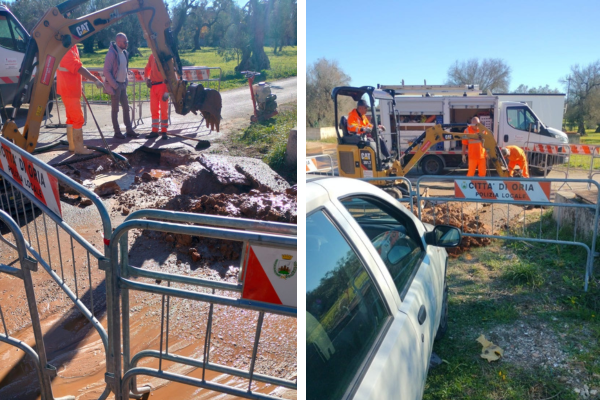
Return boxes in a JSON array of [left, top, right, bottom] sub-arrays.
[[501, 148, 510, 157], [357, 99, 369, 108]]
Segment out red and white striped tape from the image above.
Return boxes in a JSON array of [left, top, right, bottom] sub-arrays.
[[454, 179, 551, 203], [242, 245, 297, 307]]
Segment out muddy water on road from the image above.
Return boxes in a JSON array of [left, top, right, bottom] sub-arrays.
[[0, 198, 296, 399]]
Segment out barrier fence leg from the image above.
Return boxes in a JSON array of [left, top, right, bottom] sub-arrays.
[[247, 312, 265, 392], [22, 257, 56, 400]]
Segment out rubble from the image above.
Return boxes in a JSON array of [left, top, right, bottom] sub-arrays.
[[94, 181, 120, 197], [416, 202, 491, 257]]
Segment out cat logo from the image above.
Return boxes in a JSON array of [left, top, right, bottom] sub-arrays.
[[69, 20, 95, 39]]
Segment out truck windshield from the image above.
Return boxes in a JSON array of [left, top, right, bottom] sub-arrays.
[[0, 13, 27, 53], [507, 106, 539, 132]]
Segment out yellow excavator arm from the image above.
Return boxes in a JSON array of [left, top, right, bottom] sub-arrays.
[[392, 123, 510, 177], [2, 0, 221, 152]]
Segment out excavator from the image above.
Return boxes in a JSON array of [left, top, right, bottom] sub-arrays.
[[332, 86, 512, 198], [1, 0, 222, 153]]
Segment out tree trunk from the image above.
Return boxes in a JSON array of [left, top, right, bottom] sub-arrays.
[[578, 119, 586, 135], [82, 37, 95, 54], [193, 26, 201, 51], [236, 0, 270, 72]]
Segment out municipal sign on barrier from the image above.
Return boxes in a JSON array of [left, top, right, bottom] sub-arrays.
[[242, 245, 297, 308], [454, 179, 551, 203], [0, 144, 62, 217]]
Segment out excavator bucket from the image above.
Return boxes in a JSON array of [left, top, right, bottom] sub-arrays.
[[182, 83, 222, 132]]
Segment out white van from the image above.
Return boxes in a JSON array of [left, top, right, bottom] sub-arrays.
[[376, 86, 568, 175], [0, 5, 29, 109]]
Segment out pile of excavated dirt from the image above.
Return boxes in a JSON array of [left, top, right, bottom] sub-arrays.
[[417, 202, 491, 257]]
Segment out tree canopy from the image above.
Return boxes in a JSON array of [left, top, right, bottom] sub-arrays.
[[561, 61, 600, 134], [446, 58, 511, 92], [306, 58, 351, 128], [8, 0, 296, 70], [512, 84, 561, 94]]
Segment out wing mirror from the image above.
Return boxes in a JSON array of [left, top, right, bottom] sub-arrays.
[[424, 225, 462, 247]]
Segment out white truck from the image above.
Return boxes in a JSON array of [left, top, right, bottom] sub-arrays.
[[376, 84, 568, 175], [0, 5, 29, 109], [0, 5, 56, 119]]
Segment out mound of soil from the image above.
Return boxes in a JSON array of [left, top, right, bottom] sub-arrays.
[[417, 202, 491, 257]]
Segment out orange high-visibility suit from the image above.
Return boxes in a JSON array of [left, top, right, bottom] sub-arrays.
[[57, 45, 84, 129], [462, 125, 487, 177], [347, 108, 371, 134], [145, 54, 168, 133], [504, 145, 529, 177]]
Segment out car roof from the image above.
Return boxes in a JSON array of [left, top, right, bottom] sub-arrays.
[[307, 177, 393, 212]]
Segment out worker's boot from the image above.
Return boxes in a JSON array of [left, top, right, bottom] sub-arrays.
[[145, 131, 159, 139], [66, 124, 74, 152], [73, 128, 93, 155], [161, 132, 169, 140]]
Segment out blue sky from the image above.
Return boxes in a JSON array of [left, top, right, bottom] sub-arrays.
[[307, 0, 600, 92]]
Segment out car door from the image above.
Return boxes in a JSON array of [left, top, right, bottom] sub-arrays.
[[306, 204, 423, 400], [0, 11, 28, 102], [336, 195, 444, 394]]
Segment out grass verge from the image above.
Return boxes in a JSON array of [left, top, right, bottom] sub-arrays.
[[78, 45, 296, 98], [231, 108, 297, 184], [424, 212, 600, 400]]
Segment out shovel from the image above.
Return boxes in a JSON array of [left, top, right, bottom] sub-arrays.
[[82, 93, 130, 170], [163, 131, 210, 150]]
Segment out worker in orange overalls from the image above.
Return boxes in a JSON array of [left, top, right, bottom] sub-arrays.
[[501, 145, 529, 177], [461, 117, 488, 177], [56, 44, 104, 154], [144, 54, 169, 140], [347, 99, 390, 157]]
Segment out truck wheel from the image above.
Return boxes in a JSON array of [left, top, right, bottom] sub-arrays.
[[384, 187, 403, 199], [435, 281, 448, 341], [421, 155, 445, 175]]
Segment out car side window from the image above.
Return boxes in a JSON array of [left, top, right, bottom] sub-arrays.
[[307, 210, 390, 400], [340, 197, 425, 298]]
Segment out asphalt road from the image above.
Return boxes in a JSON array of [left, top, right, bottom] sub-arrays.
[[8, 76, 297, 151]]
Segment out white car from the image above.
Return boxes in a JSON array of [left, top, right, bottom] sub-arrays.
[[306, 177, 461, 400]]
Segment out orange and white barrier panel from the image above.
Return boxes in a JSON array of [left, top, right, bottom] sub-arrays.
[[306, 157, 318, 172], [0, 143, 62, 217], [242, 245, 297, 308], [454, 179, 551, 203]]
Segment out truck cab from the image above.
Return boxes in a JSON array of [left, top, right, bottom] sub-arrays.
[[0, 6, 29, 109], [498, 101, 567, 148]]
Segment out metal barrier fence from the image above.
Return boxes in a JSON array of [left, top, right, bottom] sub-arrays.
[[110, 210, 297, 400], [414, 175, 599, 291], [524, 142, 600, 184], [0, 135, 298, 398], [44, 66, 222, 128], [358, 176, 415, 210], [0, 136, 114, 399], [0, 209, 75, 400], [84, 66, 222, 126], [306, 154, 335, 176]]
